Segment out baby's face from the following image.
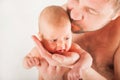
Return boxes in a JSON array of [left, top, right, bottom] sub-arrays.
[[41, 23, 72, 54]]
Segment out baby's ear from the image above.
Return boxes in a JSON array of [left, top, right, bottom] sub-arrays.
[[37, 32, 43, 41]]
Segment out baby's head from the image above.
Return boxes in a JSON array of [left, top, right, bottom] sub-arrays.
[[38, 6, 72, 54]]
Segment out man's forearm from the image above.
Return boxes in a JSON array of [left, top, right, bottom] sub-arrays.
[[82, 68, 107, 80], [73, 52, 93, 70]]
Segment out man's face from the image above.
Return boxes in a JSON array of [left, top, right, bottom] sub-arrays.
[[67, 0, 116, 32]]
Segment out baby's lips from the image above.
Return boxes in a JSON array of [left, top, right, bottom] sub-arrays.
[[55, 49, 65, 54]]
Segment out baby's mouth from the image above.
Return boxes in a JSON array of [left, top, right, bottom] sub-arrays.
[[54, 50, 65, 55]]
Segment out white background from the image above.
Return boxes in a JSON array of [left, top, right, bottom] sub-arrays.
[[0, 0, 67, 80]]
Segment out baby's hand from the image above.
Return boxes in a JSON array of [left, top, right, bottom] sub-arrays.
[[24, 56, 40, 69], [67, 67, 82, 80]]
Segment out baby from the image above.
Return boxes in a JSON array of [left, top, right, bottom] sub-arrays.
[[23, 6, 92, 80]]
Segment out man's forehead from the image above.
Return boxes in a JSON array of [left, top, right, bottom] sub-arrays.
[[87, 0, 108, 3], [85, 0, 109, 10]]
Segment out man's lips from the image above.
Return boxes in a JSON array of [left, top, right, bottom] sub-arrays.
[[71, 22, 86, 33], [71, 23, 82, 33], [71, 22, 81, 30]]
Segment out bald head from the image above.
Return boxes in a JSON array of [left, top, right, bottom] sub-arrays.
[[38, 5, 70, 33]]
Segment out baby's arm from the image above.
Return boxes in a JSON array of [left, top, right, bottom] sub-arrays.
[[23, 47, 41, 69], [67, 43, 93, 80]]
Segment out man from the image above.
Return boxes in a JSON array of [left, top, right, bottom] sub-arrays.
[[32, 0, 120, 80]]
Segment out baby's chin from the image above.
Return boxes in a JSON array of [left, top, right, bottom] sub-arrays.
[[52, 49, 69, 55], [49, 48, 70, 55], [49, 51, 63, 55], [52, 51, 64, 55]]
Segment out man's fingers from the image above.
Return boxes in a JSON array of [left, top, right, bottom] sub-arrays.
[[52, 54, 64, 63], [32, 35, 46, 54], [53, 53, 79, 65], [32, 35, 61, 66], [32, 35, 51, 58], [52, 54, 74, 68], [67, 71, 80, 80], [69, 52, 80, 64]]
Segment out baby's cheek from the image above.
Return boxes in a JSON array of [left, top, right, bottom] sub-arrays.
[[46, 44, 56, 52], [65, 44, 71, 51]]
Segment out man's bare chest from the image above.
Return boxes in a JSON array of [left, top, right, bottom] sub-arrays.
[[75, 32, 119, 79], [83, 37, 115, 80]]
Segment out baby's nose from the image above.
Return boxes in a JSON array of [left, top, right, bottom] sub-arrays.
[[56, 45, 65, 51]]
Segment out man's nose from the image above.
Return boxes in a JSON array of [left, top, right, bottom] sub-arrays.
[[70, 7, 83, 20]]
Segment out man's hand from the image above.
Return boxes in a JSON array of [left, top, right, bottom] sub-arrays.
[[32, 35, 79, 67], [52, 52, 80, 68], [32, 35, 61, 66], [67, 67, 82, 80]]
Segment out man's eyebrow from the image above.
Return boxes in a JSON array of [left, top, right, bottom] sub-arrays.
[[86, 0, 103, 12]]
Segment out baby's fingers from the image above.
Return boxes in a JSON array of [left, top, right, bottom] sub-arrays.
[[27, 57, 35, 67], [33, 57, 40, 66], [67, 71, 80, 80]]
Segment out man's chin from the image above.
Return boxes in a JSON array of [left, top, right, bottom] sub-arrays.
[[71, 23, 85, 33]]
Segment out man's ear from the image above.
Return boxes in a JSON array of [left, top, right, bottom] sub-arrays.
[[37, 32, 43, 41]]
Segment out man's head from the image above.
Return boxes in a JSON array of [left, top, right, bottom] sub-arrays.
[[67, 0, 120, 33], [38, 6, 72, 54]]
